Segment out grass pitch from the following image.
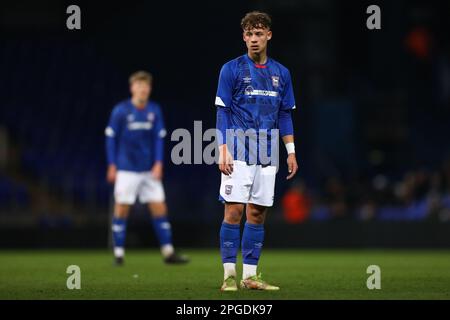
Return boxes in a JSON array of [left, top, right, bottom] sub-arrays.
[[0, 249, 449, 300]]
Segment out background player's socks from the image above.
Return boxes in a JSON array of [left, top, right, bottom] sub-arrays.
[[152, 216, 174, 258], [112, 217, 127, 258], [220, 222, 240, 278], [242, 222, 264, 279], [161, 244, 174, 258]]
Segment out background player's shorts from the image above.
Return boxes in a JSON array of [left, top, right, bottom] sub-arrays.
[[219, 160, 277, 207], [114, 170, 165, 204]]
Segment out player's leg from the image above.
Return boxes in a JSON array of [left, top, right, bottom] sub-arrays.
[[140, 172, 188, 264], [112, 171, 139, 265], [146, 201, 189, 264], [241, 203, 266, 279], [220, 202, 244, 291], [218, 161, 253, 291], [240, 165, 279, 290], [112, 203, 131, 265]]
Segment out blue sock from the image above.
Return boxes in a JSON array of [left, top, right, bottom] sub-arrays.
[[152, 216, 173, 246], [220, 222, 240, 263], [112, 217, 127, 249], [242, 222, 264, 265]]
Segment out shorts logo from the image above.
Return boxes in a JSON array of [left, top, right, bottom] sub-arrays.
[[271, 76, 279, 87], [225, 185, 233, 195]]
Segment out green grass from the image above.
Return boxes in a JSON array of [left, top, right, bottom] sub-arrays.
[[0, 249, 449, 299]]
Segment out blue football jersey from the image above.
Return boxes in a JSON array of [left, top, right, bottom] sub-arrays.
[[215, 54, 296, 164], [105, 99, 166, 172]]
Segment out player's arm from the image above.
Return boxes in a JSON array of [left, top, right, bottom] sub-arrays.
[[105, 107, 122, 183], [216, 106, 233, 175], [151, 105, 167, 180], [215, 63, 234, 176], [280, 70, 298, 180], [279, 114, 298, 180]]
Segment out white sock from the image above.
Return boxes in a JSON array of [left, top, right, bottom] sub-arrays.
[[161, 244, 174, 258], [223, 263, 236, 280], [243, 264, 257, 280], [114, 247, 125, 258]]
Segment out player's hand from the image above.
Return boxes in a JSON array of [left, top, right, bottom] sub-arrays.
[[107, 164, 117, 184], [286, 153, 298, 180], [218, 144, 234, 176], [151, 162, 163, 180]]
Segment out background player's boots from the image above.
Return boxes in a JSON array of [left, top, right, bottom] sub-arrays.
[[221, 276, 238, 291], [164, 252, 189, 264], [113, 256, 124, 266], [240, 273, 280, 290]]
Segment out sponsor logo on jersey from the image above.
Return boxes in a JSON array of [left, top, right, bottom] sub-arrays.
[[244, 87, 278, 97], [128, 122, 153, 130], [271, 76, 279, 87]]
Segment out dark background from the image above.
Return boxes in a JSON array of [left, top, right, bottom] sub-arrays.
[[1, 0, 450, 248]]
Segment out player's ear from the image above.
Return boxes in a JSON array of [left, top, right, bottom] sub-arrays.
[[267, 30, 272, 40]]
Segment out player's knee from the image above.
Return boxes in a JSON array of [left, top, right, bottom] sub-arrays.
[[224, 208, 243, 224], [115, 204, 130, 218], [246, 208, 266, 224], [149, 202, 167, 217]]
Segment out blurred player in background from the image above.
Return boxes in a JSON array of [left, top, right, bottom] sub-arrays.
[[215, 12, 298, 291], [105, 71, 189, 265]]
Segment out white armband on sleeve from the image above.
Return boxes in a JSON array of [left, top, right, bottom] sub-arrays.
[[285, 142, 295, 154]]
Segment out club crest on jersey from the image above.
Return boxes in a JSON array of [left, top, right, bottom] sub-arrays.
[[147, 112, 155, 122], [225, 185, 233, 195], [271, 76, 279, 87], [243, 76, 252, 83]]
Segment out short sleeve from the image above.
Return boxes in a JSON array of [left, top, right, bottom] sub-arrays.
[[215, 63, 234, 108], [281, 70, 296, 110]]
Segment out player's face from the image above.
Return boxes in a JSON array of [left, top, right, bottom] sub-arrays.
[[130, 80, 151, 102], [243, 27, 272, 55]]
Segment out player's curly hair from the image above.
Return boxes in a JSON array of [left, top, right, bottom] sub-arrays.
[[240, 11, 272, 31]]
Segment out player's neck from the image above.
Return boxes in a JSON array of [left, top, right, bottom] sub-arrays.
[[131, 97, 147, 109], [247, 51, 268, 65]]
